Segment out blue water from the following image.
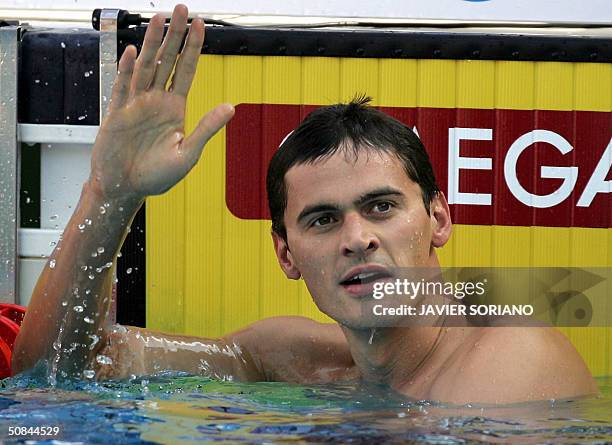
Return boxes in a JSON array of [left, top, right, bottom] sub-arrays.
[[0, 373, 610, 444]]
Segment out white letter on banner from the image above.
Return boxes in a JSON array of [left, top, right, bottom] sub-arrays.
[[504, 130, 578, 208], [577, 138, 612, 207], [448, 128, 493, 205]]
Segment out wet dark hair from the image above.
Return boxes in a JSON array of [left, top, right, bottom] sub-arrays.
[[266, 96, 440, 241]]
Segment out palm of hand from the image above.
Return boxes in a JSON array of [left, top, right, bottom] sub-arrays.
[[91, 91, 191, 200], [87, 8, 233, 202]]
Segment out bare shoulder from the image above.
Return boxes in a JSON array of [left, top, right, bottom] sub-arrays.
[[227, 316, 355, 383], [432, 327, 598, 405], [228, 316, 345, 342]]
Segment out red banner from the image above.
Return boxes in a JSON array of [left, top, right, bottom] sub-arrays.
[[226, 104, 612, 228]]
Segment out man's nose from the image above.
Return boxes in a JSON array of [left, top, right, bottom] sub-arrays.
[[339, 213, 380, 257]]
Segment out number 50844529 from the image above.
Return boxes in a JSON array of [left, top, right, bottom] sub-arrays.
[[8, 426, 60, 436]]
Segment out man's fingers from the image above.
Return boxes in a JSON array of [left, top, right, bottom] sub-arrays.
[[108, 45, 136, 111], [130, 14, 165, 95], [151, 4, 189, 90], [183, 103, 235, 163], [170, 18, 204, 97]]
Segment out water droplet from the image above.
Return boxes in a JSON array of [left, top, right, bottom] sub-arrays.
[[91, 252, 98, 258], [84, 71, 90, 78], [85, 219, 92, 225], [83, 369, 95, 379], [34, 79, 40, 84], [88, 273, 95, 280], [61, 301, 68, 307], [25, 197, 32, 203], [81, 265, 88, 271], [88, 334, 100, 350], [96, 355, 113, 365], [49, 214, 58, 220], [84, 316, 94, 324], [85, 289, 91, 295], [368, 328, 376, 345], [73, 305, 84, 312], [49, 259, 56, 269], [60, 42, 66, 48], [97, 247, 105, 254], [126, 268, 132, 274]]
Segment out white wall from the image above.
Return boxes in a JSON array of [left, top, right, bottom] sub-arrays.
[[2, 0, 612, 25]]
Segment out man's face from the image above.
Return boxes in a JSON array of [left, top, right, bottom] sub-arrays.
[[273, 148, 451, 328]]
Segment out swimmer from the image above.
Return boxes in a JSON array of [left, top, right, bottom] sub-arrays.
[[12, 4, 598, 404]]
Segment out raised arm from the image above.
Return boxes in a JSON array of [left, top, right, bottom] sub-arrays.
[[12, 5, 234, 380]]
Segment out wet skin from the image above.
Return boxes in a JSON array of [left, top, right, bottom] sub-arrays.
[[12, 4, 599, 405], [273, 149, 445, 328]]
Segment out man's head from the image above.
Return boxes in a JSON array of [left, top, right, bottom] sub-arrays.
[[267, 96, 440, 242], [265, 97, 452, 327]]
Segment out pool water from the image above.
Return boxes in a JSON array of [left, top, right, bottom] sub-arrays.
[[0, 373, 610, 444]]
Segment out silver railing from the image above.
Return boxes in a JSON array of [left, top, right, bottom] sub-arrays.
[[99, 9, 119, 121], [0, 26, 20, 303], [1, 11, 120, 305]]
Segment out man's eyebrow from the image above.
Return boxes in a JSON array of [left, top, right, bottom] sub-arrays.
[[355, 187, 404, 206], [296, 188, 404, 225]]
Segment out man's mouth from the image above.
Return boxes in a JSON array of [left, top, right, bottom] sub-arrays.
[[340, 271, 390, 286], [340, 267, 393, 297]]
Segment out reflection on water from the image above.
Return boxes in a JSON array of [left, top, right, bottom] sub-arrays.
[[0, 373, 610, 444]]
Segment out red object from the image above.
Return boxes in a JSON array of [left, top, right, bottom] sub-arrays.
[[226, 104, 612, 228], [0, 304, 26, 379]]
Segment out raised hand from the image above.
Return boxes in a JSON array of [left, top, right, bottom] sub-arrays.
[[89, 4, 234, 201], [12, 5, 235, 380]]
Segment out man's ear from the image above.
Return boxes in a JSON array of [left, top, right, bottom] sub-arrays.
[[430, 192, 452, 248], [271, 231, 302, 280]]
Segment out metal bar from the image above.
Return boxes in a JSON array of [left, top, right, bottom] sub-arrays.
[[99, 9, 120, 122], [99, 9, 121, 324], [19, 124, 99, 145], [18, 228, 63, 258], [0, 27, 20, 303]]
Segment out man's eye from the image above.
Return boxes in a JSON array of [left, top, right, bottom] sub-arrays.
[[372, 201, 393, 213], [312, 215, 334, 227]]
